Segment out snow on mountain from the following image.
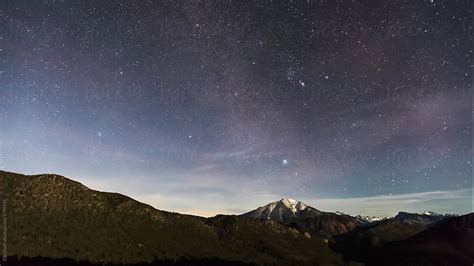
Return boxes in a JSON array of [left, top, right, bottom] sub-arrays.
[[280, 198, 307, 213], [418, 211, 457, 217]]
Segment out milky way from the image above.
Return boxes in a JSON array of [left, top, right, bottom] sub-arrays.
[[1, 1, 472, 216]]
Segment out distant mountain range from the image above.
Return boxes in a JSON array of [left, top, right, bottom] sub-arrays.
[[240, 198, 456, 238], [1, 170, 472, 266], [354, 214, 388, 223]]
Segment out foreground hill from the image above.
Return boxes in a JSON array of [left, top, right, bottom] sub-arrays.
[[331, 211, 457, 262], [241, 198, 362, 237], [367, 213, 474, 265], [332, 211, 470, 265], [0, 170, 345, 265]]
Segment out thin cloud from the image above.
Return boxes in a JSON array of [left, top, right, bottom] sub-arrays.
[[305, 188, 472, 217]]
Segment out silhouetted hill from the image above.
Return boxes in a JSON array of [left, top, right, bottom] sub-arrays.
[[331, 214, 429, 262], [366, 213, 474, 266], [5, 256, 253, 266], [331, 210, 458, 262]]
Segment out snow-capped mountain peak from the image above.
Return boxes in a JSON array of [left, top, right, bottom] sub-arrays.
[[281, 197, 298, 206], [280, 198, 307, 213], [241, 198, 321, 222], [241, 199, 366, 236]]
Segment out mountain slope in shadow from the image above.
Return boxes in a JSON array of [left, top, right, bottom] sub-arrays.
[[330, 211, 454, 262], [366, 213, 474, 266]]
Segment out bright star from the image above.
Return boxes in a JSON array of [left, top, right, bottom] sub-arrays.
[[282, 159, 289, 166]]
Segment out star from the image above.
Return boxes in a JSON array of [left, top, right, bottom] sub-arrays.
[[2, 0, 470, 217]]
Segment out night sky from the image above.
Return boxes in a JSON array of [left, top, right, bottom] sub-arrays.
[[1, 0, 472, 216]]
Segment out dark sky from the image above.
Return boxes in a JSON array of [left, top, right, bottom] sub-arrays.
[[1, 0, 472, 216]]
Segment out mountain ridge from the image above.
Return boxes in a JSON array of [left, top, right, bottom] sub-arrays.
[[241, 198, 456, 224], [2, 170, 470, 265], [241, 198, 362, 237], [1, 170, 345, 265]]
